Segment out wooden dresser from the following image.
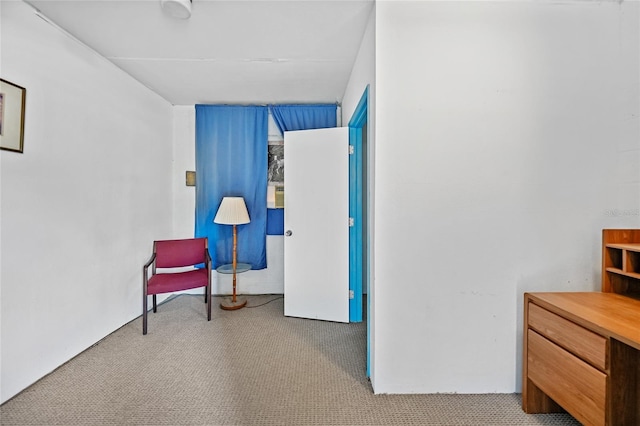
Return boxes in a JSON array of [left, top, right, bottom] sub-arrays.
[[522, 230, 640, 426]]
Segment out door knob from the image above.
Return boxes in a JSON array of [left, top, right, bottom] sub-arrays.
[[285, 230, 292, 236]]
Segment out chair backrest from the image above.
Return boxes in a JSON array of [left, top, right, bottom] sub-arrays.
[[154, 238, 207, 268]]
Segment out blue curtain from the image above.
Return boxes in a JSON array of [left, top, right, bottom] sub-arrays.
[[267, 104, 337, 235], [195, 105, 268, 270], [266, 209, 285, 235], [270, 104, 337, 134]]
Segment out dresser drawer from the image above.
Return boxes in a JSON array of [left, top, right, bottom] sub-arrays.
[[528, 329, 606, 426], [528, 302, 607, 370]]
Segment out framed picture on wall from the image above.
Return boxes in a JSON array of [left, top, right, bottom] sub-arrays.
[[268, 140, 284, 185], [0, 78, 26, 153], [267, 140, 284, 208]]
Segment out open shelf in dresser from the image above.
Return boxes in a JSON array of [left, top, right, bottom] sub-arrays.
[[603, 229, 640, 299]]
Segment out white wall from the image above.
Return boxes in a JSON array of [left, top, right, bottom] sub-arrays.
[[0, 1, 174, 403], [342, 7, 375, 123], [374, 1, 639, 393], [340, 5, 376, 386]]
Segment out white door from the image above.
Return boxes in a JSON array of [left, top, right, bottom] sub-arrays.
[[284, 127, 349, 322]]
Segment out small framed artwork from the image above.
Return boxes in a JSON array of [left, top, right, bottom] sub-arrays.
[[185, 171, 196, 186], [0, 78, 26, 153], [267, 140, 284, 185], [267, 140, 284, 209]]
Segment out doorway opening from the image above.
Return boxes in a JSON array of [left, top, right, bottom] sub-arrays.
[[348, 86, 370, 376]]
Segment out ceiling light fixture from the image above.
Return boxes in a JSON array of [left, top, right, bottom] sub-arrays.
[[161, 0, 192, 19]]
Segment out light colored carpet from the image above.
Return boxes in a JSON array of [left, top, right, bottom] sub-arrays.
[[1, 295, 580, 425]]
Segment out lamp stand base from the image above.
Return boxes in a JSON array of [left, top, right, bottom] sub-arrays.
[[220, 297, 247, 310]]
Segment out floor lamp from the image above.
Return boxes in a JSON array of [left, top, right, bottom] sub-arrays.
[[214, 196, 250, 310]]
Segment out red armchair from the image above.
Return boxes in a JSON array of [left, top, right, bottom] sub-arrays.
[[142, 238, 211, 335]]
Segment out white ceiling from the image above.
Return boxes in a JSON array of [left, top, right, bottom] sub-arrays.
[[25, 0, 374, 106]]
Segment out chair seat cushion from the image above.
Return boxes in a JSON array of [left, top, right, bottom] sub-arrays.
[[147, 269, 209, 295]]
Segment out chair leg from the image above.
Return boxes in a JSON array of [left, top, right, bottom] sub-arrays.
[[143, 294, 148, 335], [204, 288, 207, 304], [153, 295, 157, 313], [207, 284, 212, 321]]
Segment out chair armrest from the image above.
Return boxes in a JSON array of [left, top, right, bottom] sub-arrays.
[[204, 249, 212, 270], [143, 253, 156, 273]]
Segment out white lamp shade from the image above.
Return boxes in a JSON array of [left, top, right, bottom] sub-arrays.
[[161, 0, 192, 19], [214, 197, 250, 225]]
